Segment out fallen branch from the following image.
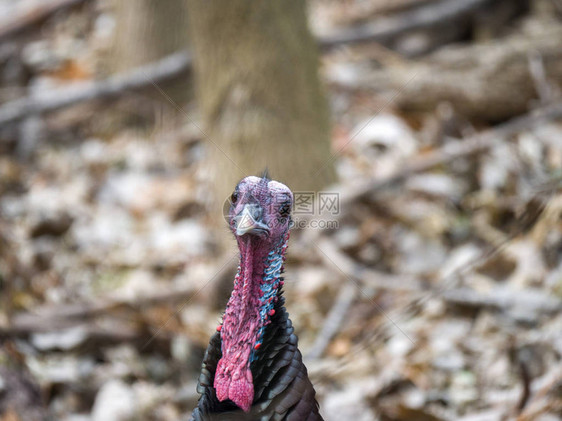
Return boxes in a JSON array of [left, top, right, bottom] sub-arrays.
[[339, 101, 562, 211], [0, 321, 172, 351], [318, 0, 491, 50], [323, 0, 440, 27], [0, 0, 90, 42], [4, 284, 197, 334], [307, 281, 357, 360], [0, 51, 192, 126], [329, 20, 562, 120], [442, 287, 561, 316]]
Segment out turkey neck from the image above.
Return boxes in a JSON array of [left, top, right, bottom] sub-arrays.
[[214, 232, 288, 411]]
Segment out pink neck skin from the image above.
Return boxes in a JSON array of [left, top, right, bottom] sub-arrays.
[[214, 236, 275, 412]]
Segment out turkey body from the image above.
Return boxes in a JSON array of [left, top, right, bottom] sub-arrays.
[[191, 295, 322, 420], [191, 176, 323, 419]]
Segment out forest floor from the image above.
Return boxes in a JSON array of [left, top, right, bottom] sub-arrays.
[[0, 0, 561, 420]]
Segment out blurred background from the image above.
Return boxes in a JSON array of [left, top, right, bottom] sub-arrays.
[[0, 0, 561, 420]]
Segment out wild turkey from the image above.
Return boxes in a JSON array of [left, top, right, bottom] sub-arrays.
[[191, 176, 323, 420]]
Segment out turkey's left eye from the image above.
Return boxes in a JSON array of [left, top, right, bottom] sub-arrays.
[[231, 191, 239, 204], [278, 202, 291, 217]]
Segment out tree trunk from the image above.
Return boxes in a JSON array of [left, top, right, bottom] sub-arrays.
[[110, 0, 189, 71], [187, 1, 336, 206], [109, 0, 190, 104]]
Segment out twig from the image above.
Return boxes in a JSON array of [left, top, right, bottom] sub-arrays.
[[0, 0, 90, 41], [528, 51, 556, 104], [339, 101, 562, 212], [315, 238, 423, 292], [307, 281, 357, 359], [0, 322, 167, 349], [516, 347, 532, 413], [0, 51, 192, 126], [318, 0, 491, 50], [516, 363, 562, 421]]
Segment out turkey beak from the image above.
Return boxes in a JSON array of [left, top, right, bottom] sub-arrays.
[[235, 204, 270, 237]]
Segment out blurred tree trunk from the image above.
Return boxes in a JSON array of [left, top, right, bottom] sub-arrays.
[[187, 1, 336, 207], [109, 0, 190, 104]]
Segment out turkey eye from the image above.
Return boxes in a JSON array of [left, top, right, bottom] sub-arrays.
[[278, 202, 291, 217], [231, 191, 238, 204]]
